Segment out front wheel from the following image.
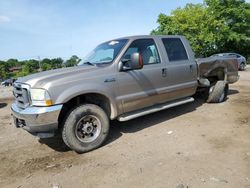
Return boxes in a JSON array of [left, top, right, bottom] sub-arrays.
[[62, 104, 110, 153], [207, 81, 229, 103]]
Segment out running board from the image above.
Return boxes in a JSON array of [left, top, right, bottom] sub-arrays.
[[118, 97, 194, 122]]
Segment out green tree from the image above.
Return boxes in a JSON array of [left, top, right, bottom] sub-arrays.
[[0, 61, 8, 79], [205, 0, 250, 56], [152, 0, 250, 57], [27, 59, 40, 73], [0, 59, 20, 79], [16, 59, 40, 76], [51, 58, 63, 69], [41, 63, 52, 71], [15, 66, 29, 77], [65, 55, 81, 67], [6, 59, 19, 68], [41, 58, 51, 71]]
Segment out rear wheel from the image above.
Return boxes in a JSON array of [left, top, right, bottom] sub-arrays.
[[62, 104, 110, 153], [207, 81, 228, 103], [239, 63, 245, 71]]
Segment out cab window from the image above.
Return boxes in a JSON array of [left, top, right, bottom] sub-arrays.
[[123, 39, 160, 65], [162, 38, 188, 62]]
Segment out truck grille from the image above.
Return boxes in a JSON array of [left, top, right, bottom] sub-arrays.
[[13, 83, 30, 109]]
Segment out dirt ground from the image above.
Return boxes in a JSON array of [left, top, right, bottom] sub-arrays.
[[0, 68, 249, 188]]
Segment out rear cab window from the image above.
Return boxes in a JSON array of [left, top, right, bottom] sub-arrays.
[[162, 38, 188, 62]]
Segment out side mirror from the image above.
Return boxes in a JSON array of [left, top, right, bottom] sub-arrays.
[[119, 52, 144, 71]]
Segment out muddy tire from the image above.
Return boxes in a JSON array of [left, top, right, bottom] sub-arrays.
[[207, 81, 228, 103], [62, 104, 110, 153]]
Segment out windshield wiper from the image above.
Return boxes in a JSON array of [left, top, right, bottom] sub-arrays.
[[96, 61, 111, 65], [83, 62, 96, 66]]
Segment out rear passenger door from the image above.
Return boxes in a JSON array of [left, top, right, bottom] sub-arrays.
[[161, 37, 198, 100]]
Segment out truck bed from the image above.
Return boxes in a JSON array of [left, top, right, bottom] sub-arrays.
[[197, 56, 239, 84]]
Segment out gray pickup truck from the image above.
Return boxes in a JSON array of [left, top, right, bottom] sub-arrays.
[[11, 35, 239, 153]]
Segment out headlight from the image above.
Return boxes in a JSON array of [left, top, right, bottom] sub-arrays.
[[30, 88, 53, 106]]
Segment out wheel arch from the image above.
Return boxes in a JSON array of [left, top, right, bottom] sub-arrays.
[[57, 92, 117, 129], [204, 66, 228, 85]]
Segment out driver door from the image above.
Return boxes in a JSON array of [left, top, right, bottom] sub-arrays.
[[116, 38, 168, 113]]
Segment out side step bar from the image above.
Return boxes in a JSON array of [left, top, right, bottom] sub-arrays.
[[118, 97, 194, 122]]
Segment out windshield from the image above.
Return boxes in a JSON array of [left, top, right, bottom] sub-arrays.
[[78, 39, 128, 66]]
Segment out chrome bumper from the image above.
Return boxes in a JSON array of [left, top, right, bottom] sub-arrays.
[[11, 103, 62, 136]]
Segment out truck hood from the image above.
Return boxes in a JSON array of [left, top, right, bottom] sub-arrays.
[[17, 65, 97, 88]]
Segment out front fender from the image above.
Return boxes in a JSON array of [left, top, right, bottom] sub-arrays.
[[54, 83, 119, 119]]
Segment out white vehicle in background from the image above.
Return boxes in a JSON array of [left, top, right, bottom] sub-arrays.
[[212, 53, 247, 71]]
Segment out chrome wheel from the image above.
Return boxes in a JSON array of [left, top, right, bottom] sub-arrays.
[[75, 115, 101, 143]]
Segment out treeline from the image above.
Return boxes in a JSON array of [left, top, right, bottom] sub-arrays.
[[0, 55, 81, 80], [152, 0, 250, 59]]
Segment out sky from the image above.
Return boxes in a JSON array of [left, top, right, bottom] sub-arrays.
[[0, 0, 243, 61]]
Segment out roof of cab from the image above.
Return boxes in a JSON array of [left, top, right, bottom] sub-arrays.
[[112, 35, 184, 41]]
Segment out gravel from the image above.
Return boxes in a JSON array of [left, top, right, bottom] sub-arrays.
[[0, 86, 13, 100]]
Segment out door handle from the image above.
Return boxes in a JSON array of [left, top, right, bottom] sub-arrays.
[[104, 78, 116, 83], [162, 68, 167, 77], [189, 65, 194, 72]]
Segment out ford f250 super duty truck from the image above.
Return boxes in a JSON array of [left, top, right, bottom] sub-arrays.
[[11, 35, 239, 153]]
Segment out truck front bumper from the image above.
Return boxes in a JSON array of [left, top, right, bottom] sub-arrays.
[[11, 103, 63, 138]]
